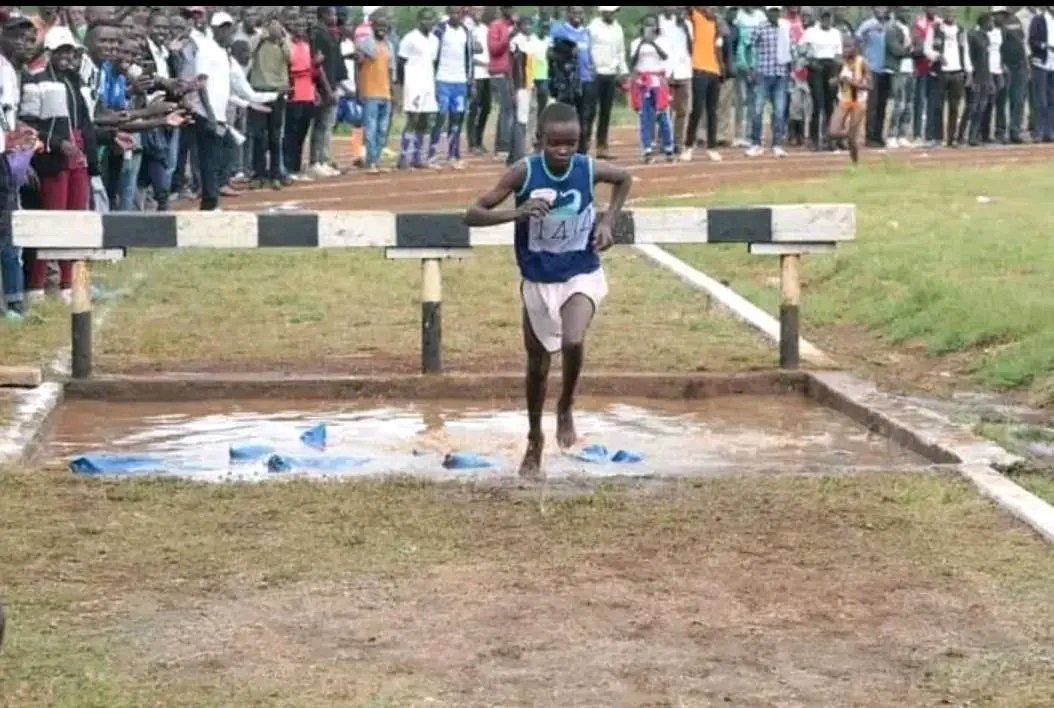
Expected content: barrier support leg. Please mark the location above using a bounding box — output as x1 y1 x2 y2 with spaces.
779 254 800 370
421 258 442 374
71 260 92 379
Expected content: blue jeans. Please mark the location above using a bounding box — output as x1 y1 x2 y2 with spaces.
734 67 757 142
363 98 392 167
1032 68 1054 142
1 233 21 308
164 127 180 186
889 73 915 139
639 88 673 154
140 154 171 212
752 74 788 147
118 151 143 211
913 74 932 140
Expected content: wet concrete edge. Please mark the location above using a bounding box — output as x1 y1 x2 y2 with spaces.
62 370 810 402
0 382 64 468
806 370 1054 543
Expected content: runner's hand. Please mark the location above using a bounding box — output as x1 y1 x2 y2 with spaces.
593 221 615 252
516 198 551 220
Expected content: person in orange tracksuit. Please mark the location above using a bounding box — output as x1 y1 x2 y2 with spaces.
829 36 872 164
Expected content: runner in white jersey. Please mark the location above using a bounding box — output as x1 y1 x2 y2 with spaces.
397 7 440 169
429 6 472 167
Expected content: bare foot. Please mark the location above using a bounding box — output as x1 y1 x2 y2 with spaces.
556 408 577 450
518 436 544 481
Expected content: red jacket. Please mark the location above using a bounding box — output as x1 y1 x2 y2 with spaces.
487 17 515 75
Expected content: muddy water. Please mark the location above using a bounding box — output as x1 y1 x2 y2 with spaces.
49 395 926 482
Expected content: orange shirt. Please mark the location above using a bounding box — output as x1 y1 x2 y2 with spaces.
358 40 391 100
690 11 719 74
289 38 316 103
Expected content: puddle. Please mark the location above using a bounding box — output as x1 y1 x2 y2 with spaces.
48 395 926 482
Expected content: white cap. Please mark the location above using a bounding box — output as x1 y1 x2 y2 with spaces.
766 5 783 10
43 26 77 51
210 11 234 27
598 6 621 11
364 6 383 17
991 6 1009 12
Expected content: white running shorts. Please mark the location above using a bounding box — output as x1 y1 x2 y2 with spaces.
521 268 608 353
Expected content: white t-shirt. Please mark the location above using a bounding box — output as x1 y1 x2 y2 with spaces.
630 36 672 74
399 29 440 112
340 37 356 93
658 14 692 80
436 23 469 83
802 25 843 60
987 27 1003 75
471 23 489 80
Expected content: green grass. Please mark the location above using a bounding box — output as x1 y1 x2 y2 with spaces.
2 468 1054 705
657 163 1054 401
95 247 771 373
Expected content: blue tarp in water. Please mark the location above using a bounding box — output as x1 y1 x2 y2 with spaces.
574 444 645 464
299 423 327 450
266 454 370 474
70 455 199 476
442 452 494 469
229 444 276 461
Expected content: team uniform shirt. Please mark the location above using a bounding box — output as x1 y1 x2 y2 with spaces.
435 23 470 114
515 153 608 352
399 29 440 113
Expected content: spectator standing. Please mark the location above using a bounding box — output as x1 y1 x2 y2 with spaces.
733 6 766 148
747 6 791 158
355 11 393 174
912 7 937 143
684 6 724 162
630 14 675 162
0 15 34 317
309 6 344 178
528 18 552 127
282 11 317 182
397 8 440 170
803 9 843 149
885 6 914 147
963 13 995 146
856 7 891 148
20 26 96 302
551 6 595 154
178 8 233 210
924 7 971 148
429 6 472 169
466 5 491 155
487 6 517 155
248 14 291 190
995 7 1029 143
145 11 181 202
588 6 627 159
508 15 534 164
786 6 811 148
982 11 1006 142
1028 6 1054 142
658 6 693 157
228 40 279 174
1019 6 1041 137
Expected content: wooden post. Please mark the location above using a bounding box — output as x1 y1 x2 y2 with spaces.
421 258 442 374
779 254 800 370
70 260 92 379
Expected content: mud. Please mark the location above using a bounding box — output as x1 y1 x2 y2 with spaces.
49 393 926 483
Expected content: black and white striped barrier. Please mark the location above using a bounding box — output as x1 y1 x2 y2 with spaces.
14 205 855 377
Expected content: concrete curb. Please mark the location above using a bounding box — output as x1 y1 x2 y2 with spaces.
632 244 835 367
809 370 1054 542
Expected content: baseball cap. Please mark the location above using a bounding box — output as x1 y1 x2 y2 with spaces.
210 11 235 27
43 26 77 51
991 6 1009 12
598 6 621 11
363 6 383 17
766 6 783 11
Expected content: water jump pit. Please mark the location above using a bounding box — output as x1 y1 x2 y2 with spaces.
45 373 941 484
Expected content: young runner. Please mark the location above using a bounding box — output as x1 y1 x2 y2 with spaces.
463 102 632 480
397 7 439 170
830 36 872 163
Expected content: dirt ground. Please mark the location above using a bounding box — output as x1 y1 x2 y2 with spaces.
203 128 1054 213
2 469 1054 706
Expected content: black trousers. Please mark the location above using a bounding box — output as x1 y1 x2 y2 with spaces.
808 59 838 143
467 77 491 149
867 72 893 143
686 70 721 149
574 81 598 154
249 95 286 181
594 74 618 150
928 71 965 143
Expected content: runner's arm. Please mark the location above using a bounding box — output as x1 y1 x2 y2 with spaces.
464 162 542 226
594 160 633 229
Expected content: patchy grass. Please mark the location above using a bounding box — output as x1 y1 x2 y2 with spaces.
1 468 1053 705
0 254 162 369
656 164 1054 400
96 247 772 373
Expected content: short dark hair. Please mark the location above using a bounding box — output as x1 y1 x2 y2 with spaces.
540 102 579 133
418 7 435 19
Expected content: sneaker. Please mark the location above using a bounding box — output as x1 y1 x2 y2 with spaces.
308 164 329 179
885 137 900 149
3 309 23 323
26 289 45 305
707 149 722 162
450 159 467 170
772 146 788 158
664 152 675 163
60 289 72 305
679 148 693 161
745 145 764 158
642 151 654 164
733 138 750 148
290 173 315 182
367 164 381 175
